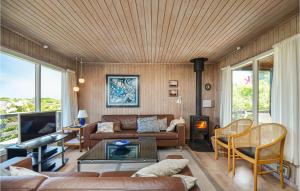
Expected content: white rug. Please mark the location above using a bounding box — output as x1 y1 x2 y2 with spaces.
79 147 219 191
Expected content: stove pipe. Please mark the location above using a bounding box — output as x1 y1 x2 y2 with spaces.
190 57 208 116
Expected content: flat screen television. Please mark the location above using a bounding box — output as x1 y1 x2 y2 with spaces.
19 112 57 143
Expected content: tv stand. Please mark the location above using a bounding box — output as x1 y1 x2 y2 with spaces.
6 134 68 172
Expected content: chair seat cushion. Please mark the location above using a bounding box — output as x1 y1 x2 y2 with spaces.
237 147 256 158
218 137 228 144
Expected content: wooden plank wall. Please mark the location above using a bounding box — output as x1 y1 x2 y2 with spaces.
78 63 219 138
218 13 299 68
0 27 74 70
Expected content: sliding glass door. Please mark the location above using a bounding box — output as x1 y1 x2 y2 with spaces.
232 63 253 121
231 51 274 123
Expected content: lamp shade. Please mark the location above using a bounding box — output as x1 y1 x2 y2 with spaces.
176 96 182 104
77 110 88 118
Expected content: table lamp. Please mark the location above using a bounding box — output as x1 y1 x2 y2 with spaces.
78 110 88 126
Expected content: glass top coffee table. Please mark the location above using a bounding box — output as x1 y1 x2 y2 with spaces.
77 137 157 172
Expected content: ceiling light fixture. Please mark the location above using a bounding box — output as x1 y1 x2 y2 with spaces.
43 45 48 49
78 57 85 84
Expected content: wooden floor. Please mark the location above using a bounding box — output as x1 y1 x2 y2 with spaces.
60 147 296 191
192 151 297 191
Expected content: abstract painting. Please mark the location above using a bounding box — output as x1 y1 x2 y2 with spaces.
106 75 139 107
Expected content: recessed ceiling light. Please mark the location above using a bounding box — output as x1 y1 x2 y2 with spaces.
236 46 241 50
43 45 48 49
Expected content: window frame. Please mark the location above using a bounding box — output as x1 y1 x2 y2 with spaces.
230 49 274 123
1 47 65 113
0 48 65 154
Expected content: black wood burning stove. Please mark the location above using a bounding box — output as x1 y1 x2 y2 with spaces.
189 58 213 151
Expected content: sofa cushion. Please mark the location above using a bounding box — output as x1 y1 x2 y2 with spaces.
102 115 138 130
137 117 160 133
138 132 178 140
90 130 137 140
37 177 186 191
113 122 122 132
139 115 174 126
96 122 114 133
132 159 189 177
167 118 185 132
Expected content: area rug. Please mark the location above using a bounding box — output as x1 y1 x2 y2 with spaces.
68 147 221 191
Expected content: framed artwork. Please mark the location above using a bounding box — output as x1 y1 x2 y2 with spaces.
169 89 178 97
106 75 139 107
169 80 178 87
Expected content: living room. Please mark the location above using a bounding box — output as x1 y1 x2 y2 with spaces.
0 0 299 191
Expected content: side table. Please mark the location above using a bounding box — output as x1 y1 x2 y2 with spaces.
62 125 86 152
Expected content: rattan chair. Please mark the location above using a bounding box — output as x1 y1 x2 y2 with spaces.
214 119 253 173
232 123 287 191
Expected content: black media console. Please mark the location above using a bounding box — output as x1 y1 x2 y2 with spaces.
6 134 68 172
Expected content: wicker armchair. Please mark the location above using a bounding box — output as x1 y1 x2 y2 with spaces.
232 123 287 191
214 119 253 173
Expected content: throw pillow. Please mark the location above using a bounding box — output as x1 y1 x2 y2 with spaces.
9 166 49 177
166 118 185 132
132 159 189 177
0 168 11 176
137 116 157 124
157 118 168 131
113 122 122 132
137 116 159 133
96 122 114 133
172 174 197 190
137 120 160 133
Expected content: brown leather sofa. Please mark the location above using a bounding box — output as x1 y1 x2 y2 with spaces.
0 156 200 191
83 114 186 149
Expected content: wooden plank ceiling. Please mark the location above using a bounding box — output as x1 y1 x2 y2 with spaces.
1 0 298 63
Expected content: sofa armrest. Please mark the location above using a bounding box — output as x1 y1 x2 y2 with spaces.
0 157 32 170
0 176 47 191
176 123 186 147
83 122 98 148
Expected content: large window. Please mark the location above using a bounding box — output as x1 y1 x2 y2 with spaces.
231 51 274 123
41 66 62 111
0 51 63 150
0 52 36 146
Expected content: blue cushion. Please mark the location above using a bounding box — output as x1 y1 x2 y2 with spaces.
137 116 160 133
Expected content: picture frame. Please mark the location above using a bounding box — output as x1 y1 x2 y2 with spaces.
169 80 178 87
169 89 178 97
106 75 139 107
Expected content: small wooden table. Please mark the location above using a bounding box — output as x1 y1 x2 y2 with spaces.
62 126 85 152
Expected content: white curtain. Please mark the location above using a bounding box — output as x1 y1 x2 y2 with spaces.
220 66 232 127
272 34 300 189
62 70 78 127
